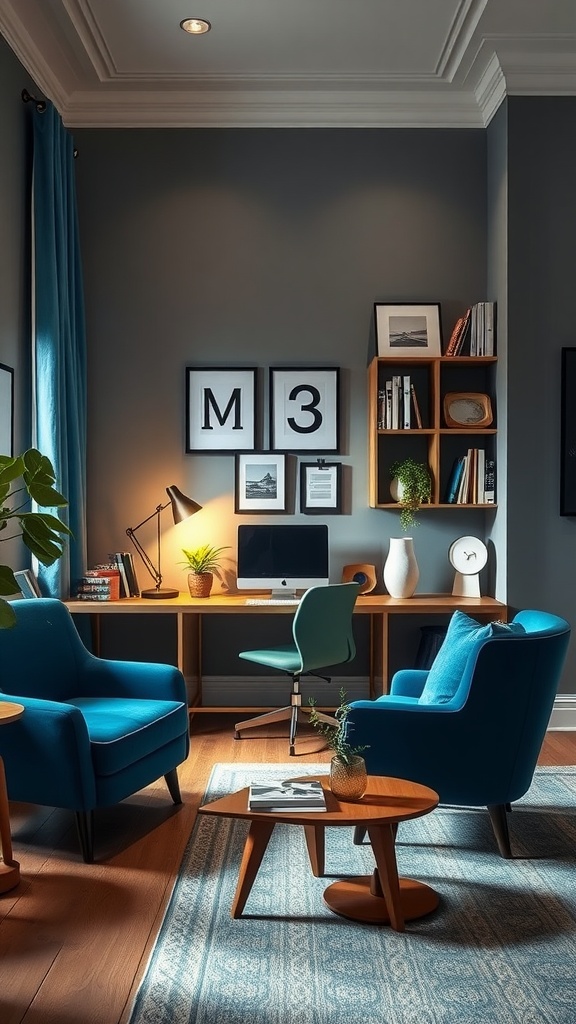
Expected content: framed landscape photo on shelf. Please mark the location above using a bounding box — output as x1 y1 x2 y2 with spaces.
0 363 14 456
269 367 340 453
235 452 287 513
185 367 257 453
300 461 342 514
14 569 42 598
375 303 442 357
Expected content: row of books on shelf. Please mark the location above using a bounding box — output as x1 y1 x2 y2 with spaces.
378 375 423 429
445 450 495 504
445 302 495 357
74 552 140 601
248 780 326 812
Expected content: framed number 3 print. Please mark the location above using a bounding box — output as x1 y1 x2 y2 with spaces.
269 367 340 453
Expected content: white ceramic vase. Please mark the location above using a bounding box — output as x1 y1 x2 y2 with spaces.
383 537 419 598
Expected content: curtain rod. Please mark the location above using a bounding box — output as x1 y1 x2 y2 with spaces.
21 88 47 113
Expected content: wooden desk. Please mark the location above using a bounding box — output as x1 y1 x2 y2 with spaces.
66 592 506 711
0 701 25 893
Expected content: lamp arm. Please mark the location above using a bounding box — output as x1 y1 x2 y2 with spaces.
126 501 170 589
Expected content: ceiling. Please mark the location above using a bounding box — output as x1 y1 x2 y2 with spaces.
1 0 576 128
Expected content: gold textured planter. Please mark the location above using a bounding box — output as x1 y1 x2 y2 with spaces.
330 754 367 801
188 572 213 599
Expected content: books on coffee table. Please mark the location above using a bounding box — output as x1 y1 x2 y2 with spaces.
248 780 326 812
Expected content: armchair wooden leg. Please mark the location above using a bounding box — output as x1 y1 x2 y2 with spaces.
487 804 512 858
165 768 182 804
75 810 94 864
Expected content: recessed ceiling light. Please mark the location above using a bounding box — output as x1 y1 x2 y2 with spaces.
180 18 211 35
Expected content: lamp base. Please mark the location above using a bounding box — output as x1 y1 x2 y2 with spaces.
141 587 180 600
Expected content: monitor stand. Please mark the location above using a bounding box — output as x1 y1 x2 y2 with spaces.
270 588 298 601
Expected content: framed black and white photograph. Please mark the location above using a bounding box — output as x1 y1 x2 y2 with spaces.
375 303 442 358
186 367 257 453
0 363 14 456
14 569 42 598
270 367 340 453
235 452 287 513
300 461 342 514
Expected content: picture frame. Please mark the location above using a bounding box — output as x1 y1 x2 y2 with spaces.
186 367 257 453
235 452 287 513
270 367 340 453
375 303 442 357
560 347 576 515
0 363 14 456
14 569 42 598
300 461 342 514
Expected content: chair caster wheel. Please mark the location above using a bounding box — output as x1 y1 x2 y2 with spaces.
289 746 295 756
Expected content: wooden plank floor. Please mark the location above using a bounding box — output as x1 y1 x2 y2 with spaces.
0 716 575 1024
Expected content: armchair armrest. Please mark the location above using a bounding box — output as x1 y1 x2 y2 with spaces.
0 694 97 809
390 669 429 699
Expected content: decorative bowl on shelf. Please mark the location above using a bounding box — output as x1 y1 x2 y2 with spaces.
443 392 493 428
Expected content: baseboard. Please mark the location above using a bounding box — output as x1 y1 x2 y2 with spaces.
548 694 576 731
193 678 576 729
197 675 370 708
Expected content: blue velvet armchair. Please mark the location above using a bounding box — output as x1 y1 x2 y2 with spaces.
0 599 190 862
346 609 571 857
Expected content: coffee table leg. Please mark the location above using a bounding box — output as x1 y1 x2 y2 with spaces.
231 819 275 918
322 822 439 928
303 824 325 877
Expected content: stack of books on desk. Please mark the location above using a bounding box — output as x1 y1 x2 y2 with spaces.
248 780 326 812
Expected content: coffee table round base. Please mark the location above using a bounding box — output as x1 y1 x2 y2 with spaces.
323 875 439 924
0 860 20 893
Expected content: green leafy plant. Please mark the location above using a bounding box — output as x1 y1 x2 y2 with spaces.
0 449 71 628
178 544 229 575
308 687 369 765
389 457 432 530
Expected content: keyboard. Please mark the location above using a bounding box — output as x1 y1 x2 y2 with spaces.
245 598 301 606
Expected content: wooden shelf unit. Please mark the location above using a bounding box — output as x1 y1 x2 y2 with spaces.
368 355 497 510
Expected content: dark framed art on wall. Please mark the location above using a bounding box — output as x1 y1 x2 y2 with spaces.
186 367 257 453
0 363 14 456
269 367 340 453
300 461 342 514
235 452 287 513
560 347 576 515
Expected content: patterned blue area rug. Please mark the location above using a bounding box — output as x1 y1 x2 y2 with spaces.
128 764 576 1024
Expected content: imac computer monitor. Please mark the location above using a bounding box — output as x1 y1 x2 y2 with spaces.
237 523 329 599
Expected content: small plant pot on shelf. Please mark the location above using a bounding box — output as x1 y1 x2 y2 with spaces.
330 754 368 801
188 572 213 599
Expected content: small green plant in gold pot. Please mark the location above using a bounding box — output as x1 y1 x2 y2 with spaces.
309 687 369 800
389 457 432 531
179 544 229 599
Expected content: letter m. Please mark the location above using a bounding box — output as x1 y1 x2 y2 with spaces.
202 387 242 430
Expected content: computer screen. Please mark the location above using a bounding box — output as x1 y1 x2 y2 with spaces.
237 523 329 598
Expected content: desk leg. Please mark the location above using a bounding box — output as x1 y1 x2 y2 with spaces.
371 611 387 697
0 756 20 893
231 820 275 918
178 612 202 707
322 824 438 929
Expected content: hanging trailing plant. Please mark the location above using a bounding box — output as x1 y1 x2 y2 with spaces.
389 457 431 531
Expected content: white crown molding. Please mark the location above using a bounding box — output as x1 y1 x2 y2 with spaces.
61 89 486 129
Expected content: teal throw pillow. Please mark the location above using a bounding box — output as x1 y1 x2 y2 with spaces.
418 611 525 705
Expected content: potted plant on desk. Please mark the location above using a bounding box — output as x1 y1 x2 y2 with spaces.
308 687 369 800
179 544 229 599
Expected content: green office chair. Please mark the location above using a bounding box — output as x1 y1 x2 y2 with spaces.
234 582 360 755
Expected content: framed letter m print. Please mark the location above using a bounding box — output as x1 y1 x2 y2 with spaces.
186 367 257 453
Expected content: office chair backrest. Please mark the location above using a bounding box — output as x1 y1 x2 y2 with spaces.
292 582 359 673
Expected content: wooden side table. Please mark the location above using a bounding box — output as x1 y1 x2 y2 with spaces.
0 701 25 893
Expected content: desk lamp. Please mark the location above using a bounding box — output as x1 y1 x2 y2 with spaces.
126 485 202 599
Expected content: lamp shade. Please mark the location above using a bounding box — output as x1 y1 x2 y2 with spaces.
166 485 202 524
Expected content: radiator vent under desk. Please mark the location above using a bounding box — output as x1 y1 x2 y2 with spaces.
195 675 370 708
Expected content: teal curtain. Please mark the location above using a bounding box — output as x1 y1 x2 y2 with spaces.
32 101 87 597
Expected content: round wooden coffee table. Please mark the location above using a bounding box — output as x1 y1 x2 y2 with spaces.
198 773 439 931
0 701 25 893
